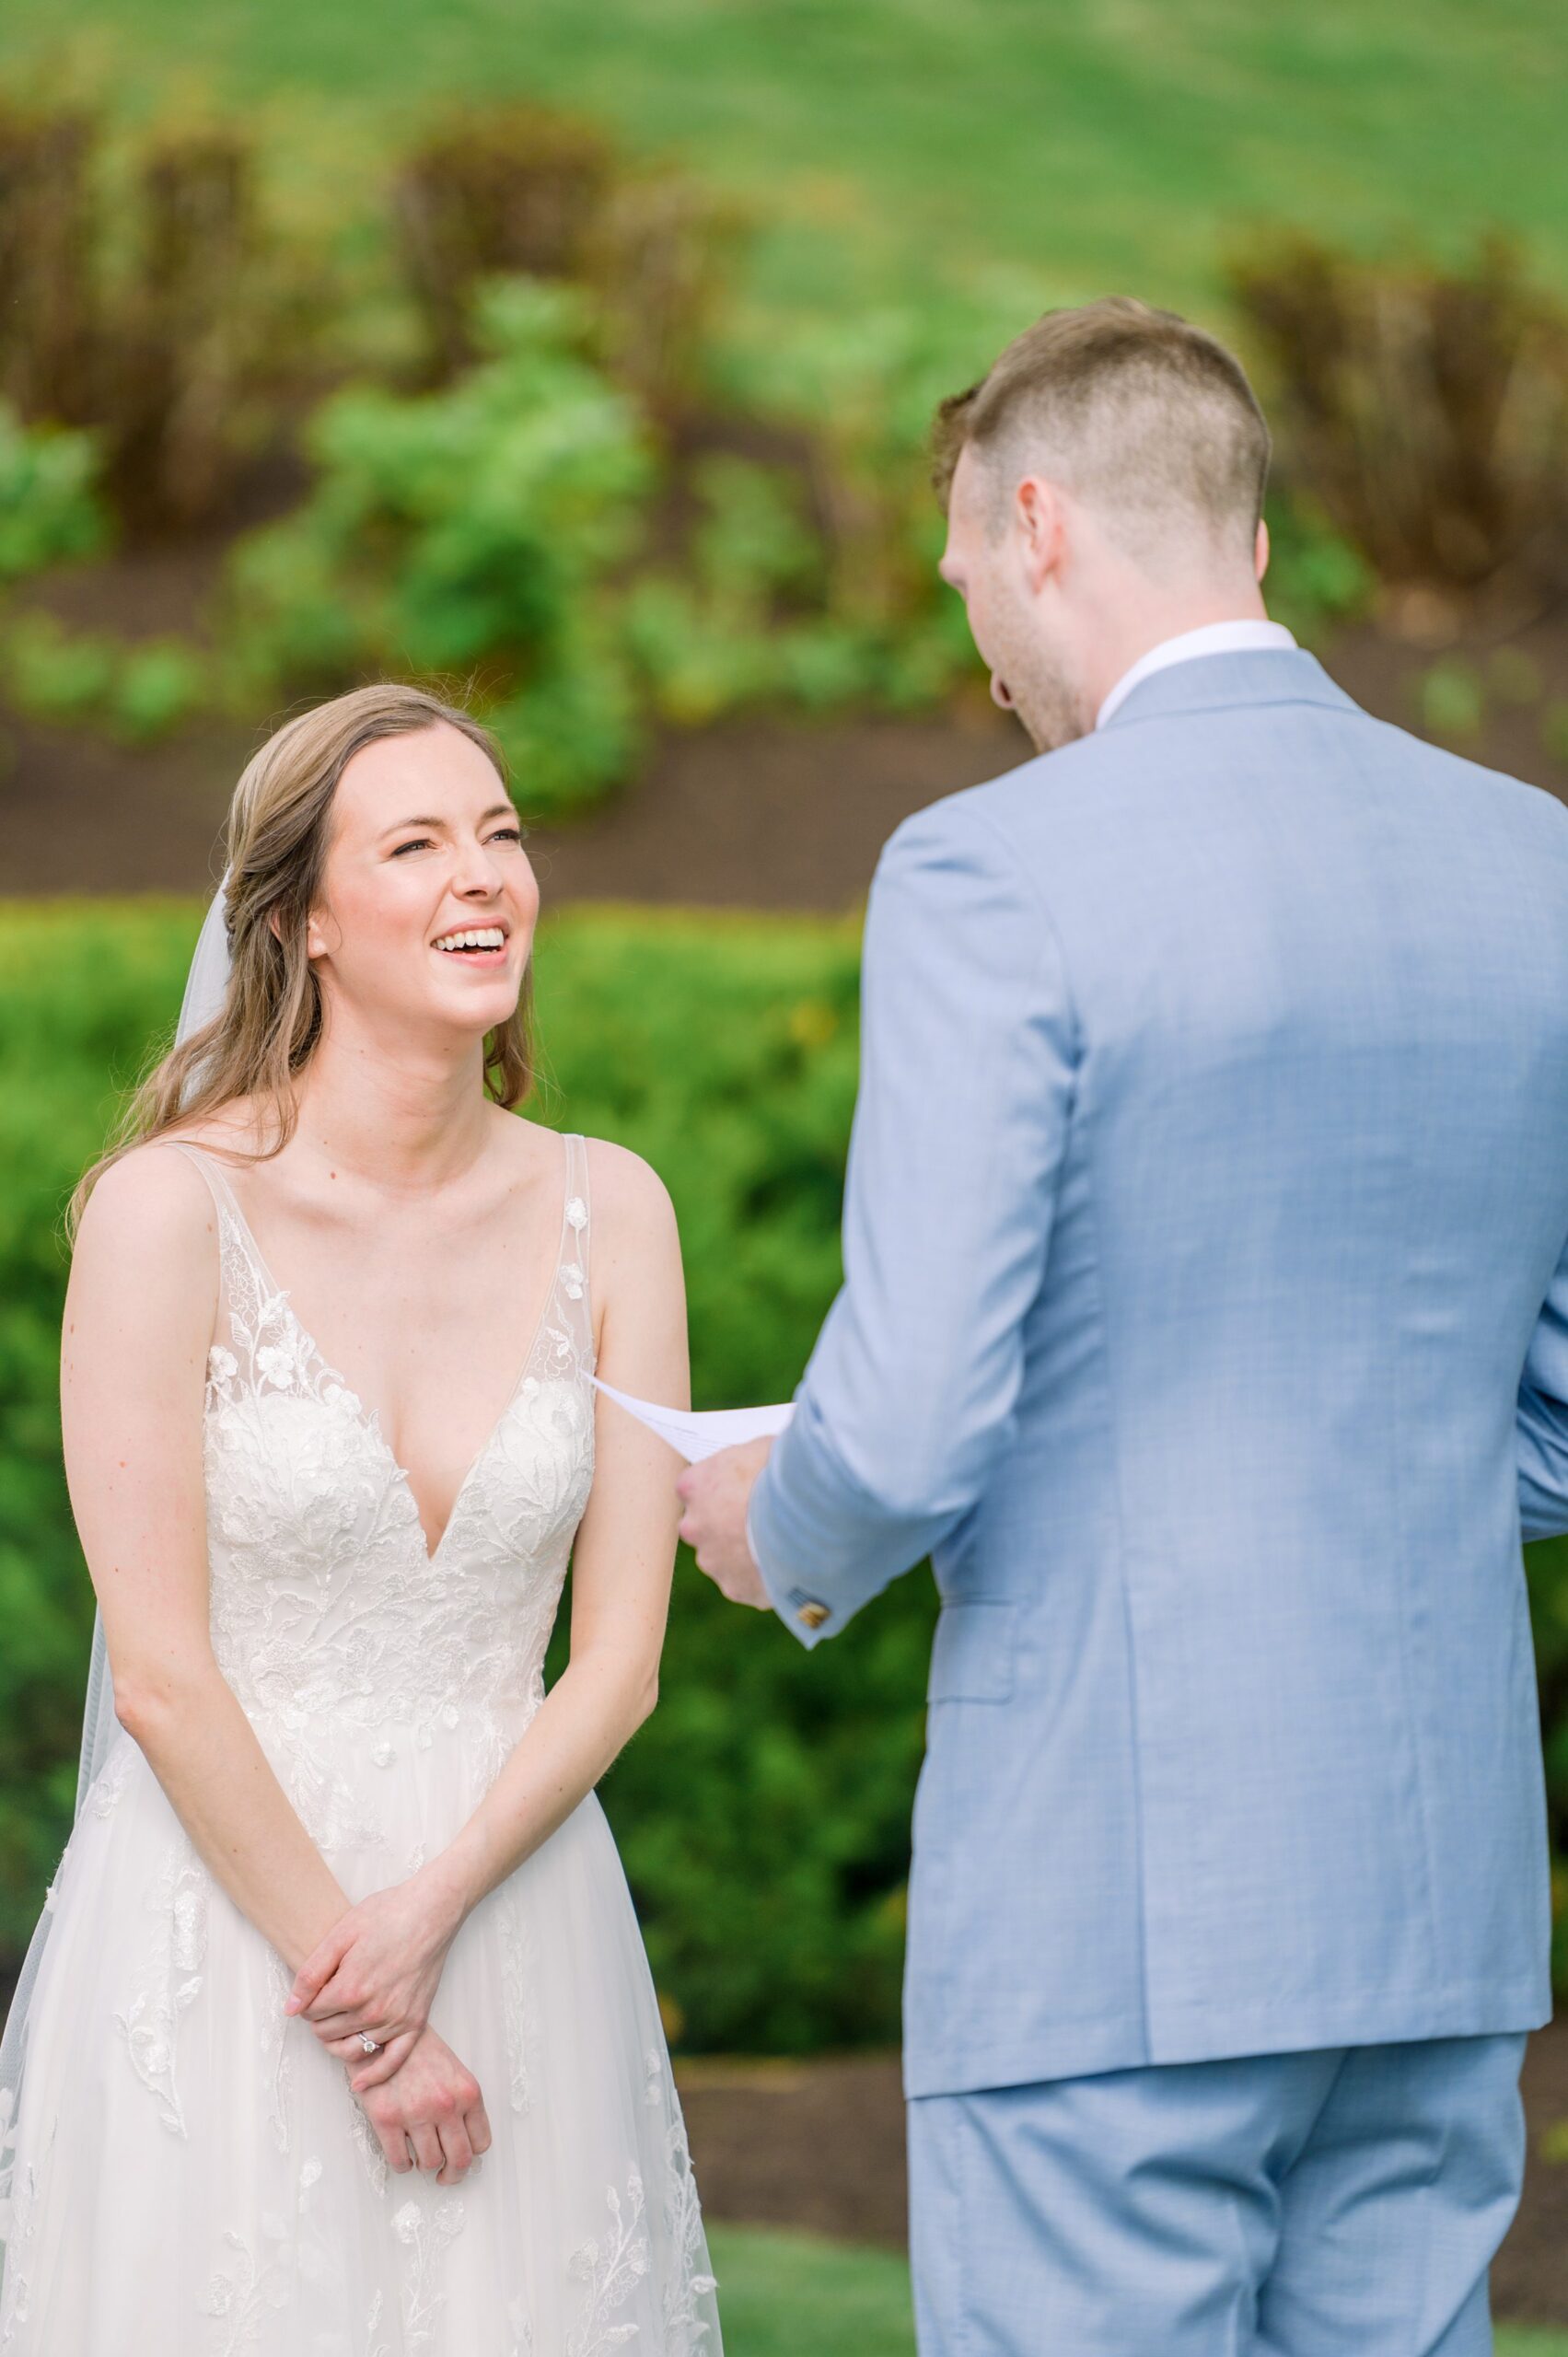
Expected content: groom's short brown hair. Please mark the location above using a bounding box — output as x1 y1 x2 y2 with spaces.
931 296 1271 560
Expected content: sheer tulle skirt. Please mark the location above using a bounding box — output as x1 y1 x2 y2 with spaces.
0 1710 721 2355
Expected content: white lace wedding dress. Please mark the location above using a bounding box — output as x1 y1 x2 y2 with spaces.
0 1131 722 2354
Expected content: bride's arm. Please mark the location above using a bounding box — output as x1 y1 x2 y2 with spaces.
453 1137 686 1853
287 1136 688 2088
62 1146 359 1973
64 1144 494 2181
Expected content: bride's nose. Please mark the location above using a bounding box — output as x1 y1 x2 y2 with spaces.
450 839 523 910
451 836 509 895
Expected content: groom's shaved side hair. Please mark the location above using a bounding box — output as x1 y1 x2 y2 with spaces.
932 296 1271 564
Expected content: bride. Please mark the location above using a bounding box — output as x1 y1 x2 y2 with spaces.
0 683 723 2352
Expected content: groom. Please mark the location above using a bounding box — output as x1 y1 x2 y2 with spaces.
677 296 1568 2353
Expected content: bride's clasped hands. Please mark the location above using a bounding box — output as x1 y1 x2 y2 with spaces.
284 1850 472 2088
281 1859 495 2188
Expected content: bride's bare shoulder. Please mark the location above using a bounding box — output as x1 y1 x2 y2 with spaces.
75 1101 269 1260
575 1132 679 1256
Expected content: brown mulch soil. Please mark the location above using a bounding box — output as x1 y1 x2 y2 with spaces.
672 2021 1568 2325
0 696 1031 911
1 529 1564 909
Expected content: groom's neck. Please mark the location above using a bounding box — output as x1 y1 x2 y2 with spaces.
1074 574 1272 727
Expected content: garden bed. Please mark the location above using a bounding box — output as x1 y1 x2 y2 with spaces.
2 611 1563 910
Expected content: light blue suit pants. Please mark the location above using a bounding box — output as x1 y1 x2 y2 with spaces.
907 2035 1529 2355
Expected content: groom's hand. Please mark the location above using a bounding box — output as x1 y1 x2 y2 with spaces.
677 1438 773 1609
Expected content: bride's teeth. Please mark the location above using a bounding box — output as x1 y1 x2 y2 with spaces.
436 929 505 951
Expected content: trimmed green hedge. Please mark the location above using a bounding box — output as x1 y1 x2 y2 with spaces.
0 896 933 2052
6 897 1568 2049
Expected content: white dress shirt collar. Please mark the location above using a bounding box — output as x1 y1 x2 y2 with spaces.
1095 620 1298 730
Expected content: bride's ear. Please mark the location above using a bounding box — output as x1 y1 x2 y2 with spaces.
268 903 328 960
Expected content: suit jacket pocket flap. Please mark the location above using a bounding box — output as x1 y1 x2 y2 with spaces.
927 1599 1017 1703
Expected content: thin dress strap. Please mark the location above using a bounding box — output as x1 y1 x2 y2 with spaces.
162 1137 243 1225
157 1138 259 1369
159 1138 259 1283
562 1132 594 1369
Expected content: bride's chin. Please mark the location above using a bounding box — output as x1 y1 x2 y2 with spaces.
398 978 520 1034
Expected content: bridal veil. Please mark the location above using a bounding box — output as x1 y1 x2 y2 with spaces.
0 868 234 2139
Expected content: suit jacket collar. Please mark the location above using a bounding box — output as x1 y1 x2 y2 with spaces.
1097 646 1363 732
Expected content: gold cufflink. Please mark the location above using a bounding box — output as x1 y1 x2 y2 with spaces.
797 1600 830 1630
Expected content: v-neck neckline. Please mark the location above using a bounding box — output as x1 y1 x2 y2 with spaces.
185 1133 575 1568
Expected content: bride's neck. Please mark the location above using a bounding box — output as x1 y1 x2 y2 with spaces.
285 1029 496 1195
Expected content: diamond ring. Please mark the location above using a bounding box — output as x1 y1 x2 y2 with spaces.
357 2031 380 2054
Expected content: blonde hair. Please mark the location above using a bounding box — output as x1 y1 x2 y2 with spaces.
65 682 536 1244
931 296 1271 562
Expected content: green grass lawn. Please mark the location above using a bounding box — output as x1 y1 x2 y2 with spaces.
2 1 1562 318
707 2225 915 2355
707 2223 1568 2355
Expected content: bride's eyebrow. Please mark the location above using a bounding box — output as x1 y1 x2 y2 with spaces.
380 805 517 835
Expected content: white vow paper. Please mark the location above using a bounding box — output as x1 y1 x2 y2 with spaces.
590 1376 795 1464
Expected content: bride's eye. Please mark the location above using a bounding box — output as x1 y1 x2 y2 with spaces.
390 826 527 856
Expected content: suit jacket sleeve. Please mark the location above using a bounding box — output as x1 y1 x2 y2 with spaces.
1518 1225 1568 1542
746 796 1078 1645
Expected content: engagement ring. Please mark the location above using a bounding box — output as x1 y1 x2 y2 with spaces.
357 2032 380 2054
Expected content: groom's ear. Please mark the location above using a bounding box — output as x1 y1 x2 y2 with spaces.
1015 476 1066 594
1254 516 1271 583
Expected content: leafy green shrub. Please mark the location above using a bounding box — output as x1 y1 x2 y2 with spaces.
0 100 327 537
714 301 1005 698
220 280 656 816
108 639 209 740
0 611 205 740
213 272 995 810
0 102 97 430
0 94 993 784
1230 234 1568 600
0 610 114 721
0 896 931 2052
1258 488 1375 645
0 402 107 581
391 101 737 422
623 443 977 727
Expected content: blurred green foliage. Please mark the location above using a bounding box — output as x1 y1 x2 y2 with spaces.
0 401 106 582
211 273 993 806
1231 234 1568 604
1258 490 1376 644
1419 656 1487 746
0 611 206 741
0 88 1543 788
0 896 933 2052
221 280 656 815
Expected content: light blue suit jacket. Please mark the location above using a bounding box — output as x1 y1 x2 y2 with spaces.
747 648 1568 2099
